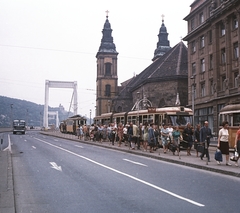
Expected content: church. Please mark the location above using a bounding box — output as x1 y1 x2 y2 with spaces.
95 14 189 116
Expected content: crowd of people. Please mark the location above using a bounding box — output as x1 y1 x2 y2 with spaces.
74 120 240 167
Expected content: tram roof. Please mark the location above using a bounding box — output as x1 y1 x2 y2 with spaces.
220 104 240 114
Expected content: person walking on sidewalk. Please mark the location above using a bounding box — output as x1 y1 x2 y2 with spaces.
200 121 212 162
182 123 194 156
194 124 201 157
217 121 231 166
234 125 240 167
161 124 170 154
148 123 156 153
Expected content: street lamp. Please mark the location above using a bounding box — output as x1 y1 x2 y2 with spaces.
137 92 140 126
190 75 196 126
90 109 92 125
107 100 111 113
10 104 13 128
26 109 29 128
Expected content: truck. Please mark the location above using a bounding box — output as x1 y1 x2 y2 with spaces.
13 119 26 134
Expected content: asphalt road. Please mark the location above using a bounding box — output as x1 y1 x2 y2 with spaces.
9 131 240 213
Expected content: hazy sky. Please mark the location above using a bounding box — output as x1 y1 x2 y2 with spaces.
0 0 193 118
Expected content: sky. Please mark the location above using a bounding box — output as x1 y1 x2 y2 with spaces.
0 0 194 118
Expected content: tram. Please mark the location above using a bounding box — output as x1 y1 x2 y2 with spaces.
219 104 240 148
94 106 193 128
60 115 87 134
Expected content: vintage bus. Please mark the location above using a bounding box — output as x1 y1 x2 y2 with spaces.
219 104 240 148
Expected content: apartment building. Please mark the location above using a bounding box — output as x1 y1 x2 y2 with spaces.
183 0 240 134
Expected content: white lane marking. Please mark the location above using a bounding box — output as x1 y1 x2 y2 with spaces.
24 140 27 142
75 145 84 148
123 159 148 167
32 146 36 149
50 162 62 172
34 137 204 207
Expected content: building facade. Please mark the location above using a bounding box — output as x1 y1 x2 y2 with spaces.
183 0 240 134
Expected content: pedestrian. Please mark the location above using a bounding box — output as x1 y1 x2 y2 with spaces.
148 123 156 153
131 122 138 150
161 124 170 154
182 123 194 156
200 121 212 162
137 123 143 150
76 125 80 139
172 126 181 155
79 125 83 140
123 124 128 146
234 125 240 167
167 124 173 143
143 122 149 152
217 121 231 165
111 123 117 145
194 124 201 157
154 125 160 150
117 123 124 147
127 123 133 149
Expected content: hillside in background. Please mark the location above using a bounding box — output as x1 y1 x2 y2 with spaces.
0 96 74 127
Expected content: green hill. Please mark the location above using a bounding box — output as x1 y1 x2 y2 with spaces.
0 96 72 127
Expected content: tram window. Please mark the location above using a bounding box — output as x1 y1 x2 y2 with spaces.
233 113 240 126
142 115 147 124
170 115 190 126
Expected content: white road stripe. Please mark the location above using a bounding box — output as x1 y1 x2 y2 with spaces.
123 159 147 167
75 145 84 148
32 146 36 149
34 137 205 207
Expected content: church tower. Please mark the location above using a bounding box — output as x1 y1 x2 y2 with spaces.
152 15 171 61
96 12 118 116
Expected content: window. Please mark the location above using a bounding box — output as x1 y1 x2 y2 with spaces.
200 35 205 48
201 83 205 97
210 80 214 95
200 58 205 72
192 40 196 53
222 75 226 90
191 18 195 30
234 72 239 88
105 84 111 97
192 62 196 75
233 42 239 59
208 30 212 43
199 12 204 24
105 63 111 76
233 15 238 30
221 48 226 64
220 22 225 36
209 54 213 70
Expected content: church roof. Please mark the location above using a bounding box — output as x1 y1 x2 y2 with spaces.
152 18 171 61
97 15 118 55
129 41 188 90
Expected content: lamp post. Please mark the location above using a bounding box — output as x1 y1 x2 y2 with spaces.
90 109 92 125
26 109 29 128
190 75 196 126
137 92 140 126
107 100 111 113
10 104 13 128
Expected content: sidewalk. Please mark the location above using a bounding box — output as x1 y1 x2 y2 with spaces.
0 150 15 213
42 131 240 178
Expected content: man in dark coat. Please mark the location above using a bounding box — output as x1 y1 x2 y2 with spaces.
200 121 212 161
